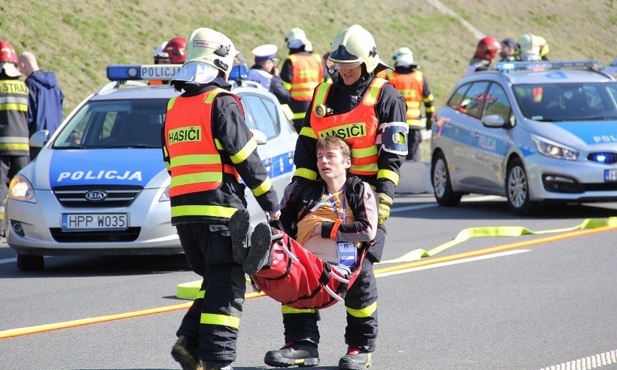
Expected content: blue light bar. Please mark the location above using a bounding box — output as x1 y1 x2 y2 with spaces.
229 63 249 82
495 60 600 72
106 64 182 81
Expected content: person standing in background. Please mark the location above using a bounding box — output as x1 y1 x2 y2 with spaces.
1 41 29 237
385 47 435 161
280 27 324 132
18 51 64 159
247 44 290 105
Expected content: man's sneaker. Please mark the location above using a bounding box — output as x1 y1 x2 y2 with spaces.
244 222 272 275
229 209 250 264
338 347 372 369
203 362 233 370
264 341 319 368
171 335 203 370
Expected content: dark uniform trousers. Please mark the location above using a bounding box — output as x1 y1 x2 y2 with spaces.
282 226 385 352
175 222 246 364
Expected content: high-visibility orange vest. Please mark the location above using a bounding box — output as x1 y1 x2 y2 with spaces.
164 88 240 197
389 71 424 128
288 54 323 102
308 79 386 177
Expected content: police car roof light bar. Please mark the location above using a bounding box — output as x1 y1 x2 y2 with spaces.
495 60 600 72
229 63 249 82
106 64 183 82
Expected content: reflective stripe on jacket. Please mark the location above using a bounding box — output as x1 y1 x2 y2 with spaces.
307 79 385 177
287 53 323 102
0 79 29 155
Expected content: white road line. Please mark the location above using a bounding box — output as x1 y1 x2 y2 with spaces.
377 249 530 277
390 195 504 213
0 257 16 265
539 348 617 370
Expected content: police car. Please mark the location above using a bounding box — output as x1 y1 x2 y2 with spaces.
431 60 617 215
4 64 297 271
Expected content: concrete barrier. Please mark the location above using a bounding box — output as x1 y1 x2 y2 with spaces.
396 160 433 194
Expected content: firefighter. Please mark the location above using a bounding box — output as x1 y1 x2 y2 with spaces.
0 40 29 238
164 37 187 64
150 41 171 85
162 27 279 370
465 36 502 76
280 27 324 132
264 24 407 370
386 47 435 161
517 32 550 61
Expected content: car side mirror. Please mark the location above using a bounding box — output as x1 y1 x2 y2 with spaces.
251 129 268 145
29 130 50 148
481 114 506 128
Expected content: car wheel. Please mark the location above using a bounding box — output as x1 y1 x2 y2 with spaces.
432 152 462 206
506 158 538 216
17 254 45 271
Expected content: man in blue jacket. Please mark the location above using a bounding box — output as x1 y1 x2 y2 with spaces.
18 52 64 158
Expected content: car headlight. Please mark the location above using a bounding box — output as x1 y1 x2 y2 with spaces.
158 185 170 202
8 175 37 203
530 134 578 161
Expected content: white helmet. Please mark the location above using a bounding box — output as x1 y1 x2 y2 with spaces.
328 24 390 74
392 47 416 68
285 27 309 49
171 28 244 85
153 41 169 63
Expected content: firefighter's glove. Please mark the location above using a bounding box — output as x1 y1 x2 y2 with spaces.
425 116 434 131
377 193 393 227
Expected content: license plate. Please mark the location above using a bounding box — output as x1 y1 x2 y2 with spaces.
605 169 617 182
61 213 129 231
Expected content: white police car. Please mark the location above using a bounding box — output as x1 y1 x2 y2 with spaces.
431 60 617 215
4 64 297 270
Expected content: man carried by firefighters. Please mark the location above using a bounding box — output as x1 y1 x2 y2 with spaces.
162 27 280 370
0 40 29 238
228 135 378 305
264 24 408 370
385 47 435 161
280 27 324 132
465 36 502 76
246 44 291 105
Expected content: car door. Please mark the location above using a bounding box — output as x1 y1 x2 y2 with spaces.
237 91 296 224
474 82 513 193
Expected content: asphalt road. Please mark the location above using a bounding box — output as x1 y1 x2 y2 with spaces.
1 194 617 370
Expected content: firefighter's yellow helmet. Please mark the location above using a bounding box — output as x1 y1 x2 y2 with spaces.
172 28 244 84
392 47 416 68
328 24 390 74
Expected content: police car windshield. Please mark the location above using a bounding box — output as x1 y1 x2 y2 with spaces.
53 99 167 149
514 82 617 122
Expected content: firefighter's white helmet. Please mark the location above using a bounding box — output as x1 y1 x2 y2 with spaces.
172 28 244 84
328 24 390 74
392 47 416 68
153 41 169 63
285 27 309 49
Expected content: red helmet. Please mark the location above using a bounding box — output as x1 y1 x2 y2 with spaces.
164 37 187 64
0 40 18 64
474 36 501 61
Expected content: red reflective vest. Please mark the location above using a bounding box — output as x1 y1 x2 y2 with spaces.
389 71 424 128
288 53 323 102
308 79 386 177
164 88 240 197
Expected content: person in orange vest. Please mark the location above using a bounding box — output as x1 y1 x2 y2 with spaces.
162 28 280 370
280 27 325 132
385 47 435 161
265 24 407 370
149 40 172 86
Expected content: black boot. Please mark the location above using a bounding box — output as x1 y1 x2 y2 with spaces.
229 209 250 264
338 347 372 369
264 341 319 368
243 222 272 275
171 335 203 370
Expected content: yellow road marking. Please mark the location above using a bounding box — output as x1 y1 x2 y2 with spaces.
1 223 615 340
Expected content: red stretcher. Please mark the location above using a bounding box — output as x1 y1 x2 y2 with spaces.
250 228 369 310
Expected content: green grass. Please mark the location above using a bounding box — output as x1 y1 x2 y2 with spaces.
3 0 614 116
